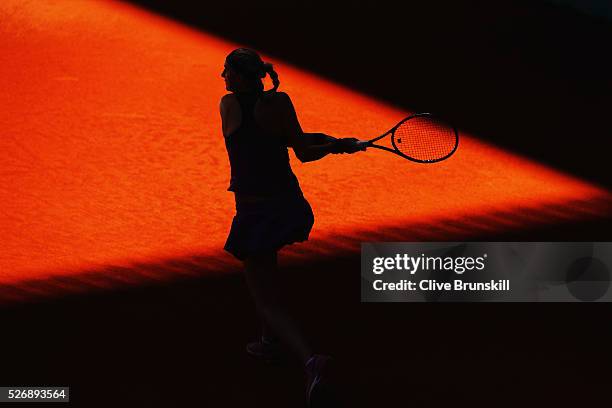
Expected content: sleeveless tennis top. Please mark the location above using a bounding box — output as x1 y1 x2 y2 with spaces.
224 91 300 196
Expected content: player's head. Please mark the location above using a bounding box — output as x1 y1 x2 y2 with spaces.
221 48 279 94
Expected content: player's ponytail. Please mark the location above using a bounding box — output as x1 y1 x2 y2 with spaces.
262 62 280 100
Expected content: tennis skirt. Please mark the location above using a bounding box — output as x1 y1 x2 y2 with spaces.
224 190 315 261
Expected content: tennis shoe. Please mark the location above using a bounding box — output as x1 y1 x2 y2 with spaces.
305 354 338 407
246 336 284 363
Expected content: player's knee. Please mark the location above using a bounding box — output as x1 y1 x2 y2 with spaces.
245 251 277 268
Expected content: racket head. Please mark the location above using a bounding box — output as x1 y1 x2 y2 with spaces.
389 113 458 163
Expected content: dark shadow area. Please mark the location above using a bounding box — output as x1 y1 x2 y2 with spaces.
1 199 612 405
1 249 611 407
2 194 611 305
130 0 612 189
3 3 612 406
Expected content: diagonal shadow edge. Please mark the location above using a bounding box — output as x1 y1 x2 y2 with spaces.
1 194 611 306
127 0 612 190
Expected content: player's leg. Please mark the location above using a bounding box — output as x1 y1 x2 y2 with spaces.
245 316 284 362
243 251 313 364
260 317 276 342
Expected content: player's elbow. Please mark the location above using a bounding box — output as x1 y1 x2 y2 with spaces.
295 150 312 163
293 146 315 163
290 138 310 163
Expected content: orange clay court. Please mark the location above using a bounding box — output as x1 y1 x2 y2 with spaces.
1 0 610 298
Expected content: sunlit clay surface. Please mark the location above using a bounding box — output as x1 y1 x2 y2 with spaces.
1 1 610 299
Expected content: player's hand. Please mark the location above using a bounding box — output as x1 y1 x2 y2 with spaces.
331 138 366 154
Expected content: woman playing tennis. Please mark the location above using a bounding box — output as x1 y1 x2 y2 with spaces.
220 48 363 406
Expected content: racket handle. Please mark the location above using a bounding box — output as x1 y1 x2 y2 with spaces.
356 140 370 150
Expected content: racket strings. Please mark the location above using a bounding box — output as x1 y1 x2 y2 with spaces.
393 117 457 162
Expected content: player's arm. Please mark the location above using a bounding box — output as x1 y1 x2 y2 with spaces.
219 94 241 138
277 92 337 163
280 93 365 161
301 133 337 145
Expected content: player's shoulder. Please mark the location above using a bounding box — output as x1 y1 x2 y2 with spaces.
274 91 291 102
266 91 293 109
219 93 239 114
220 93 238 106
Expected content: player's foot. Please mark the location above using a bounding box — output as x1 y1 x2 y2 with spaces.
246 336 284 363
305 354 338 407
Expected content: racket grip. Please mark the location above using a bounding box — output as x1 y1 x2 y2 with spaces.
356 140 370 150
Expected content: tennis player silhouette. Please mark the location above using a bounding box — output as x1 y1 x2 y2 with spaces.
220 48 363 406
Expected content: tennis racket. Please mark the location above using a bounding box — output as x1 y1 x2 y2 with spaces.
357 113 458 163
